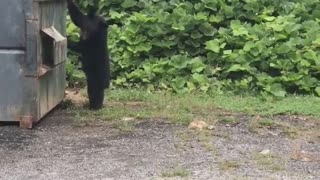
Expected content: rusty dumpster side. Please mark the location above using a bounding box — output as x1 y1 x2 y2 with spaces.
0 0 67 128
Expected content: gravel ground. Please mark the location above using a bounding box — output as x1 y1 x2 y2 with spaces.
0 110 319 180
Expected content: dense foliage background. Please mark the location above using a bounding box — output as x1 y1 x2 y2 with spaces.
66 0 320 97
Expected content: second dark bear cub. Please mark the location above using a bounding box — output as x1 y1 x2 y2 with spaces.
67 0 110 110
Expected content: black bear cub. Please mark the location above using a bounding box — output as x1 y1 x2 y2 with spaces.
67 0 110 110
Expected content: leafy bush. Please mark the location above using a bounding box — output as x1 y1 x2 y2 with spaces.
67 0 320 97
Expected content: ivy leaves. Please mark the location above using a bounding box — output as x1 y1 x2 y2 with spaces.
67 0 320 97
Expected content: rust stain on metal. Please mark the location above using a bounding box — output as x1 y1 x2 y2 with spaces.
39 65 50 76
20 116 33 129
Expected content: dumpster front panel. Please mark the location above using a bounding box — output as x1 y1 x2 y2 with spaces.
0 50 38 121
0 0 26 48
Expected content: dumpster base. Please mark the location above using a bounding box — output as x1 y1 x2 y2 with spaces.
19 116 33 129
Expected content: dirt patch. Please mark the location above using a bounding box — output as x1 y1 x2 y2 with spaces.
64 89 87 106
0 110 319 180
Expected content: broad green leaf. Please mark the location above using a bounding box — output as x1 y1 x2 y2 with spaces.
223 50 232 55
276 44 291 54
205 40 220 53
259 15 276 22
174 78 186 89
199 23 216 36
190 58 206 73
300 59 311 67
303 50 317 60
244 41 255 52
109 10 123 19
312 37 320 46
127 23 140 34
230 20 249 36
121 0 137 8
226 64 247 72
172 23 185 31
209 15 223 23
315 87 320 96
187 82 196 92
195 12 208 21
192 73 207 83
190 31 203 39
266 22 285 32
270 83 286 97
272 90 286 97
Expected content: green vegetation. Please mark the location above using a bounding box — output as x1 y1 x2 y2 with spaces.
161 166 190 177
67 0 320 97
218 160 241 171
112 90 320 118
252 152 286 172
219 117 239 125
68 89 320 126
258 119 275 127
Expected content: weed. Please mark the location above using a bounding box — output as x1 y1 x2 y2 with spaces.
259 119 275 127
113 121 135 132
252 152 286 172
281 126 299 139
59 99 75 109
219 117 239 125
218 160 241 171
161 166 190 177
273 121 300 139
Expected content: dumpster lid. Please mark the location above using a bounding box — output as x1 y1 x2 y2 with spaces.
41 26 65 42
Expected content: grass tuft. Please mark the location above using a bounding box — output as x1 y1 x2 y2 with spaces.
161 166 190 177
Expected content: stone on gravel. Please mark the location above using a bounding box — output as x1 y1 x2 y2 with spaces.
188 120 208 130
122 117 135 122
259 149 271 155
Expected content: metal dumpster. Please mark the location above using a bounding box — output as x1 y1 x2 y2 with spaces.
0 0 67 128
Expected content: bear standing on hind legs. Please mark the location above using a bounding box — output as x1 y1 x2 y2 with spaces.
66 0 110 110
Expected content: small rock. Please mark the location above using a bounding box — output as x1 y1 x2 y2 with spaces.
188 120 208 130
259 149 271 155
268 131 278 136
207 125 215 130
300 151 312 162
122 117 135 122
290 143 316 162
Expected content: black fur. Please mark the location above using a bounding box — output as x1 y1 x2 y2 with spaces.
67 0 110 110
